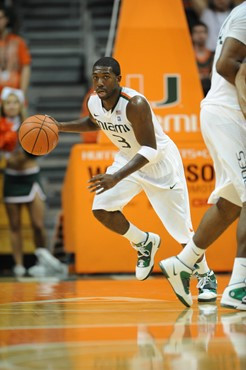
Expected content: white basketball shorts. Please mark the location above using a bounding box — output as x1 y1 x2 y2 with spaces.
92 140 193 244
200 104 246 206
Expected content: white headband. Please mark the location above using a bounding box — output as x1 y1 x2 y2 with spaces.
1 87 25 103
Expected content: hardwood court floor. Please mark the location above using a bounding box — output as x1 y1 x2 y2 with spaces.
0 274 245 369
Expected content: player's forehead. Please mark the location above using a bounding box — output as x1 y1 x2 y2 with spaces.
92 66 114 76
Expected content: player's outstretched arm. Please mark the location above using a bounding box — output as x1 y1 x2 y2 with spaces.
54 113 100 133
235 61 246 119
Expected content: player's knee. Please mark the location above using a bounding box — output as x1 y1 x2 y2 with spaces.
92 209 109 223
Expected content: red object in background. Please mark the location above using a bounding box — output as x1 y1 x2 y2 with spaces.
0 117 18 152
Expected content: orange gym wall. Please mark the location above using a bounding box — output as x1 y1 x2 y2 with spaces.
62 0 236 273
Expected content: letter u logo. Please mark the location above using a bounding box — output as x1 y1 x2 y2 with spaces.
151 74 180 108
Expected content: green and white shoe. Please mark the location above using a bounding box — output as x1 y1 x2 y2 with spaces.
221 281 246 310
159 256 193 307
195 270 217 302
132 232 161 281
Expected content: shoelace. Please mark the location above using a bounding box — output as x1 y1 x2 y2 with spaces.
196 275 211 289
137 246 150 258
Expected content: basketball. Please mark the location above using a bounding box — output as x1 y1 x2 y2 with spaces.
18 115 59 155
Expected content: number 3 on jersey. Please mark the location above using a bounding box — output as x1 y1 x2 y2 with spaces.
112 134 131 148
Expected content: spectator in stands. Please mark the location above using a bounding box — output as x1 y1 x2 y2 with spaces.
183 0 201 31
0 5 31 97
190 0 234 51
191 21 214 95
1 87 67 278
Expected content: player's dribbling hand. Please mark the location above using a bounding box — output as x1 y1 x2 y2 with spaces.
45 115 62 131
88 174 119 194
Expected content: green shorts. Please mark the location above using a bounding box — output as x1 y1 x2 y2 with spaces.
3 167 46 203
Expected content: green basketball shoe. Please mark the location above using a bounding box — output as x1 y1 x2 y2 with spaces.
132 232 161 281
159 256 193 307
221 281 246 310
195 270 217 302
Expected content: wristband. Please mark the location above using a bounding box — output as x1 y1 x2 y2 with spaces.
137 145 158 162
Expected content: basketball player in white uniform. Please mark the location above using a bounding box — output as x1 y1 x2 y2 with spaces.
160 2 246 310
56 56 216 301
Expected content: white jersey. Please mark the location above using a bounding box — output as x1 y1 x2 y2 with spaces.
87 87 170 163
201 2 246 110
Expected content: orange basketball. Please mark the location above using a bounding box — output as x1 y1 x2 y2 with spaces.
19 115 59 155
